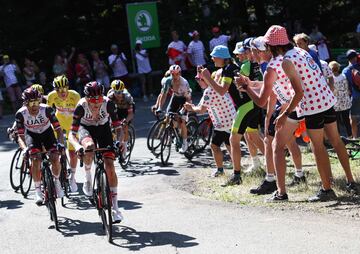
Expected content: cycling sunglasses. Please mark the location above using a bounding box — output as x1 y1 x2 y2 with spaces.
87 96 103 104
28 99 40 107
55 87 68 93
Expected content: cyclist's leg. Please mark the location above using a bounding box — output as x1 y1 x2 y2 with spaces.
25 132 42 184
66 129 78 174
78 126 95 184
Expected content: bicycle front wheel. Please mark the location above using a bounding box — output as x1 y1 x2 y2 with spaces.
151 120 166 157
10 148 23 191
160 128 172 166
20 159 32 198
99 170 113 242
44 166 58 230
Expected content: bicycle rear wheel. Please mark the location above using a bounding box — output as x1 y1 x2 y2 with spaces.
44 166 58 230
184 120 199 160
20 159 32 198
160 128 172 166
10 148 23 191
99 170 113 242
195 118 213 152
147 120 161 151
119 125 135 169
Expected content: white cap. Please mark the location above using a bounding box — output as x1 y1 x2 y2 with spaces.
251 36 267 51
136 40 142 45
233 42 245 54
308 44 317 52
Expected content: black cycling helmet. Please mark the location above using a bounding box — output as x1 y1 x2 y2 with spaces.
22 87 42 102
83 81 104 97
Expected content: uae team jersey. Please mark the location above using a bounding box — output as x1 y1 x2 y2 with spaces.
47 90 80 130
267 55 304 117
284 47 336 116
199 86 236 131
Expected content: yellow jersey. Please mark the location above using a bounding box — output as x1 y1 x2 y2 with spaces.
47 90 80 130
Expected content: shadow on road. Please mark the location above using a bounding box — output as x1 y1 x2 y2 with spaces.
0 199 24 209
58 216 105 237
111 226 198 250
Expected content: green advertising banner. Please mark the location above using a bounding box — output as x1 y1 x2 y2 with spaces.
126 2 160 49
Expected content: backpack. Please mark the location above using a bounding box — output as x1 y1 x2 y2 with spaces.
351 64 360 91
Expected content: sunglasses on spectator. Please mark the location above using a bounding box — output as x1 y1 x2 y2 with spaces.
55 87 68 93
28 99 40 107
87 96 103 104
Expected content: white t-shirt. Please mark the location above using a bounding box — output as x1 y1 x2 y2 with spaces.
167 40 187 70
187 40 206 66
199 87 236 132
108 53 128 77
209 35 230 52
135 49 152 74
0 64 18 87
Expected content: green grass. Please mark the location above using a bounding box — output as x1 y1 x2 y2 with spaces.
188 148 360 218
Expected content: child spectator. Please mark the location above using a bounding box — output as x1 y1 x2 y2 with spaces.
329 61 352 138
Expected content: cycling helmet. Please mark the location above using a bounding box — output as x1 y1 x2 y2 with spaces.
169 64 181 74
22 87 42 102
53 75 69 88
84 81 104 97
31 84 44 95
111 79 125 92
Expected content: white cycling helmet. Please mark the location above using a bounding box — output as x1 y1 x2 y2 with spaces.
169 64 181 74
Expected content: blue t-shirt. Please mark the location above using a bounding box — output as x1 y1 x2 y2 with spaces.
342 63 360 100
308 49 323 73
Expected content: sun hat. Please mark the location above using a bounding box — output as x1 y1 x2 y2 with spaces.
263 25 290 46
135 40 142 45
251 36 267 51
233 42 245 54
210 45 231 59
243 37 254 49
346 49 358 60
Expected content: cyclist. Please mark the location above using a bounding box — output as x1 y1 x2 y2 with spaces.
107 79 135 157
69 81 123 222
31 84 47 103
47 75 80 192
15 87 65 205
155 64 192 153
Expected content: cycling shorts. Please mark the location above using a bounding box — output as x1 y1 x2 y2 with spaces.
231 101 260 135
25 127 57 154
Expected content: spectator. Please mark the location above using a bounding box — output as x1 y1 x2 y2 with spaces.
108 44 129 87
53 54 66 76
329 61 352 138
293 33 322 72
309 24 329 61
342 49 360 138
39 71 52 95
23 57 39 87
0 90 3 119
91 50 110 90
134 40 153 102
75 53 92 95
187 30 207 68
209 26 232 52
356 22 360 46
0 55 22 112
166 30 187 71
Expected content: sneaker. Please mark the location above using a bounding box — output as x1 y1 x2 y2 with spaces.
35 190 44 206
250 180 277 195
244 164 260 174
179 141 188 154
112 210 123 223
308 188 337 202
287 175 307 187
55 180 64 198
82 180 93 197
221 174 242 187
266 191 289 202
69 176 78 193
346 182 359 195
211 169 224 178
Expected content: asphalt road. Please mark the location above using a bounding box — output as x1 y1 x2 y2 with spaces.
1 99 360 254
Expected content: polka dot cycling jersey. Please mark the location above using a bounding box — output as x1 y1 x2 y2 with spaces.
267 55 304 117
284 47 336 116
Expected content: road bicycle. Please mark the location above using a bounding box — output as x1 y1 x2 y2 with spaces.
118 123 136 169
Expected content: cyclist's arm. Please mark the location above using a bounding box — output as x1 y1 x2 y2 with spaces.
15 112 27 150
69 105 84 150
46 106 64 145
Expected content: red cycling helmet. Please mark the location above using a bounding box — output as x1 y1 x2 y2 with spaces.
169 64 181 74
22 87 42 102
84 81 104 97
